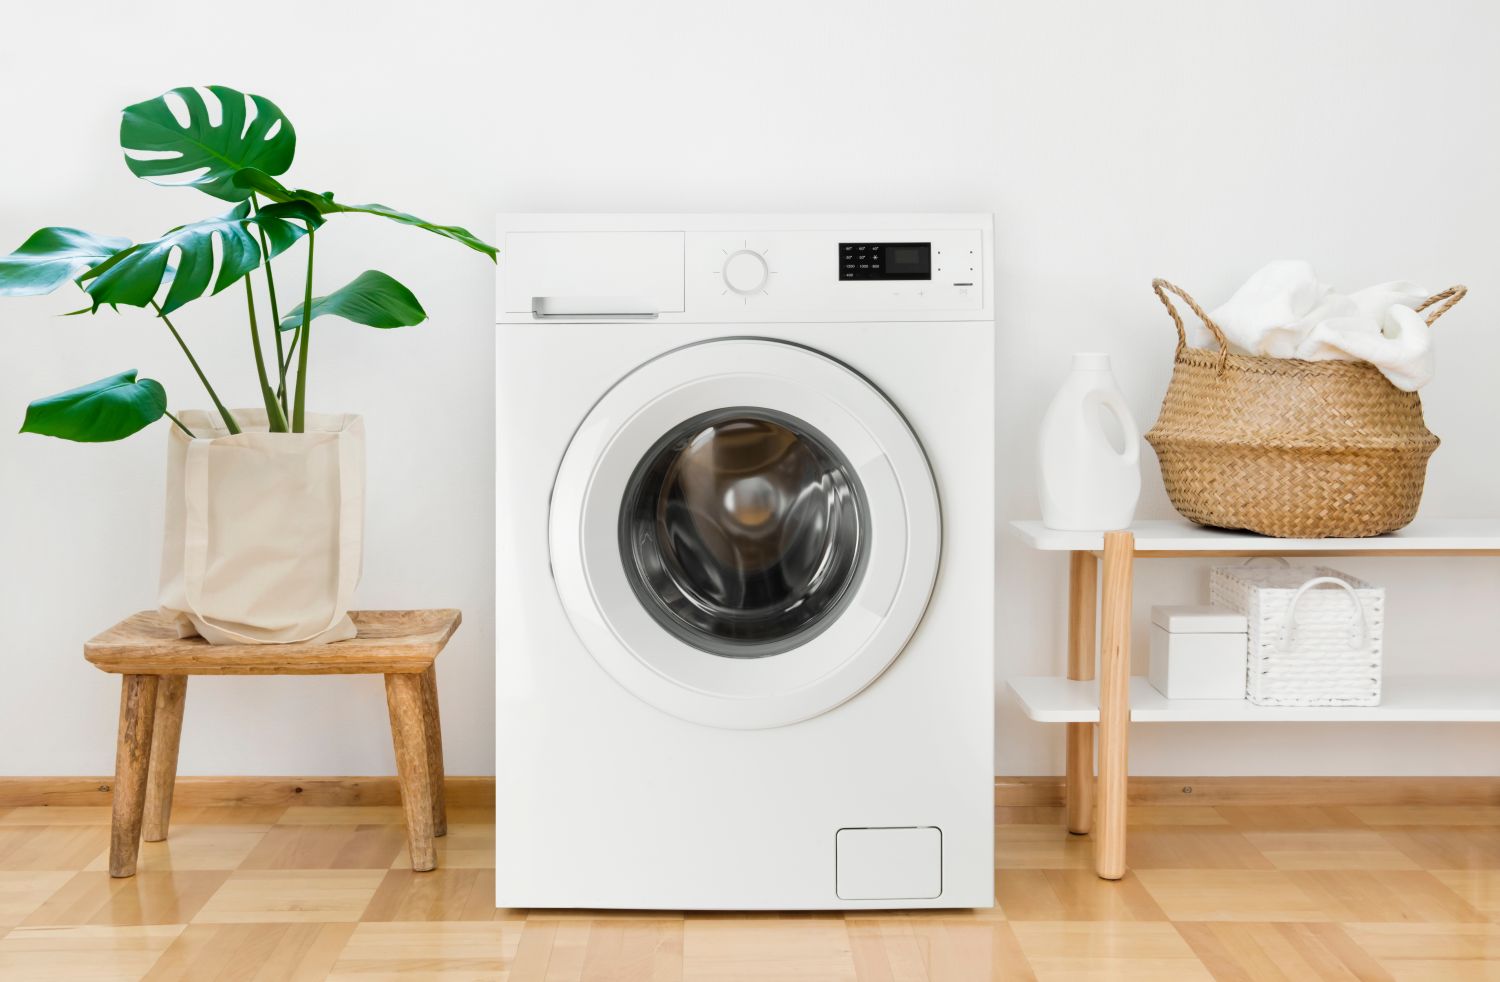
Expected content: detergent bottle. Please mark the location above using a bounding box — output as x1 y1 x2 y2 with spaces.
1038 352 1141 531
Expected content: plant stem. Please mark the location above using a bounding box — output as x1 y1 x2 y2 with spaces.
282 323 300 378
163 410 196 438
244 277 288 432
292 229 315 433
150 301 240 435
251 192 289 415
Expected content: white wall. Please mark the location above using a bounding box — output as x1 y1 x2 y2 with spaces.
3 0 1497 777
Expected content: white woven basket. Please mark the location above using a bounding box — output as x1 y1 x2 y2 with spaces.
1209 560 1383 707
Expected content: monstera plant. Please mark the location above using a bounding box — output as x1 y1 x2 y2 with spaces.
1 85 496 440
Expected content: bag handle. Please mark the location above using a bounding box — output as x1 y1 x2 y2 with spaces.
181 434 361 645
1412 285 1467 327
1152 278 1231 372
1276 576 1366 652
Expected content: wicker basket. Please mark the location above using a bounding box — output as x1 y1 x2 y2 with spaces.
1211 560 1384 707
1145 278 1466 538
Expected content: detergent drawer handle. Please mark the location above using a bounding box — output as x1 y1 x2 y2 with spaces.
532 296 660 319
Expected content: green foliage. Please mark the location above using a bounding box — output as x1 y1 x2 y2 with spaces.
234 169 497 261
76 201 318 314
20 370 167 442
279 270 426 331
8 84 497 443
121 86 295 202
0 228 132 297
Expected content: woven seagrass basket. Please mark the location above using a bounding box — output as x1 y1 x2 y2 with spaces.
1145 278 1466 538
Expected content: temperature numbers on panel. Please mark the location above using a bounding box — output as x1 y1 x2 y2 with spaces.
840 242 932 281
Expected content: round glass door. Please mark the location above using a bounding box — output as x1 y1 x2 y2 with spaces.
620 408 870 658
549 338 940 729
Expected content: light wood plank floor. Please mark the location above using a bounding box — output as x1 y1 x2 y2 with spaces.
0 801 1497 979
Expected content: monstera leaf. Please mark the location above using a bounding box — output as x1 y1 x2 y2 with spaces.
279 270 426 331
121 86 295 202
0 228 132 296
252 199 325 255
20 370 167 442
234 169 497 260
78 202 319 313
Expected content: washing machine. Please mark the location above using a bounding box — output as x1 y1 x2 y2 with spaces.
495 214 994 909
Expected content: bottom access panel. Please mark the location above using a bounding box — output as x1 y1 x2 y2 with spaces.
836 826 943 900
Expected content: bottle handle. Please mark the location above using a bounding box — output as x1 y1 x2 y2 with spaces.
1091 389 1140 465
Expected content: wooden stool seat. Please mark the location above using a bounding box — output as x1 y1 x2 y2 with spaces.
85 609 461 878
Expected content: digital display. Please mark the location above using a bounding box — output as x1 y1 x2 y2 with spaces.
839 242 931 281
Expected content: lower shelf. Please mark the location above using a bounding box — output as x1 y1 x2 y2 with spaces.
1008 675 1500 723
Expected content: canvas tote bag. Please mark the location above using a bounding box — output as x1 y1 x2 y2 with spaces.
158 409 364 645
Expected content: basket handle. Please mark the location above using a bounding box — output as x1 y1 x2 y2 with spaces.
1413 285 1467 328
1239 557 1291 568
1276 576 1367 652
1152 278 1231 371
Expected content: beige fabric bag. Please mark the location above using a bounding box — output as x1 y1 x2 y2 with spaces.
158 409 365 645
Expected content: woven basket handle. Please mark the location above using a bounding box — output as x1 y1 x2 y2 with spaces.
1239 556 1291 568
1276 576 1367 652
1152 279 1231 368
1413 285 1467 327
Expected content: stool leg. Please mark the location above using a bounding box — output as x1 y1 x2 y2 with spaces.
385 673 436 872
110 675 158 877
419 664 448 838
143 676 188 842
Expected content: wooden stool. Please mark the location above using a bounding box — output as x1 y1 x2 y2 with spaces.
84 609 461 878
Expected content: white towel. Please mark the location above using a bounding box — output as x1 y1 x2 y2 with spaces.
1295 304 1433 391
1189 262 1434 390
1190 260 1331 357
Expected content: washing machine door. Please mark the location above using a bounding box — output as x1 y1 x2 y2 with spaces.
549 338 940 729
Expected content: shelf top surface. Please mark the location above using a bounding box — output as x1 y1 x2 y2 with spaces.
1008 675 1500 723
1009 518 1500 553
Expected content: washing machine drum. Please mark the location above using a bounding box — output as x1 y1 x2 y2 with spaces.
621 408 868 658
549 339 940 729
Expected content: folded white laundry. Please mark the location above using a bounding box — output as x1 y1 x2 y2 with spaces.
1189 261 1435 390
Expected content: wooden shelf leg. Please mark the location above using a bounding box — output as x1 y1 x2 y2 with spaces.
1096 531 1134 880
143 676 188 843
419 664 448 838
109 675 159 877
386 673 437 872
1065 551 1098 835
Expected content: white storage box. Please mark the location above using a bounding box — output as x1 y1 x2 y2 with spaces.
1210 562 1383 707
1148 605 1248 699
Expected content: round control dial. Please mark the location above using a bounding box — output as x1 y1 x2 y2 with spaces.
722 249 769 296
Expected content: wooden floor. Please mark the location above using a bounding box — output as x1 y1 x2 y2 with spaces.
0 801 1498 980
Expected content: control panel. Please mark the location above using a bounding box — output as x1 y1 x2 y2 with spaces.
497 219 990 321
840 242 932 281
686 228 983 315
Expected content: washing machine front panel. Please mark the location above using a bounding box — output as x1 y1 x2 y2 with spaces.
549 338 940 730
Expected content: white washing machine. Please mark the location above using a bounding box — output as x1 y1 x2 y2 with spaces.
495 214 994 909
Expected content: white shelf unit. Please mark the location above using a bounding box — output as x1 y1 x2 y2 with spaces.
1007 517 1500 880
1009 675 1500 724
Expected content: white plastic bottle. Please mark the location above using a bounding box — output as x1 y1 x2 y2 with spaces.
1038 352 1141 531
